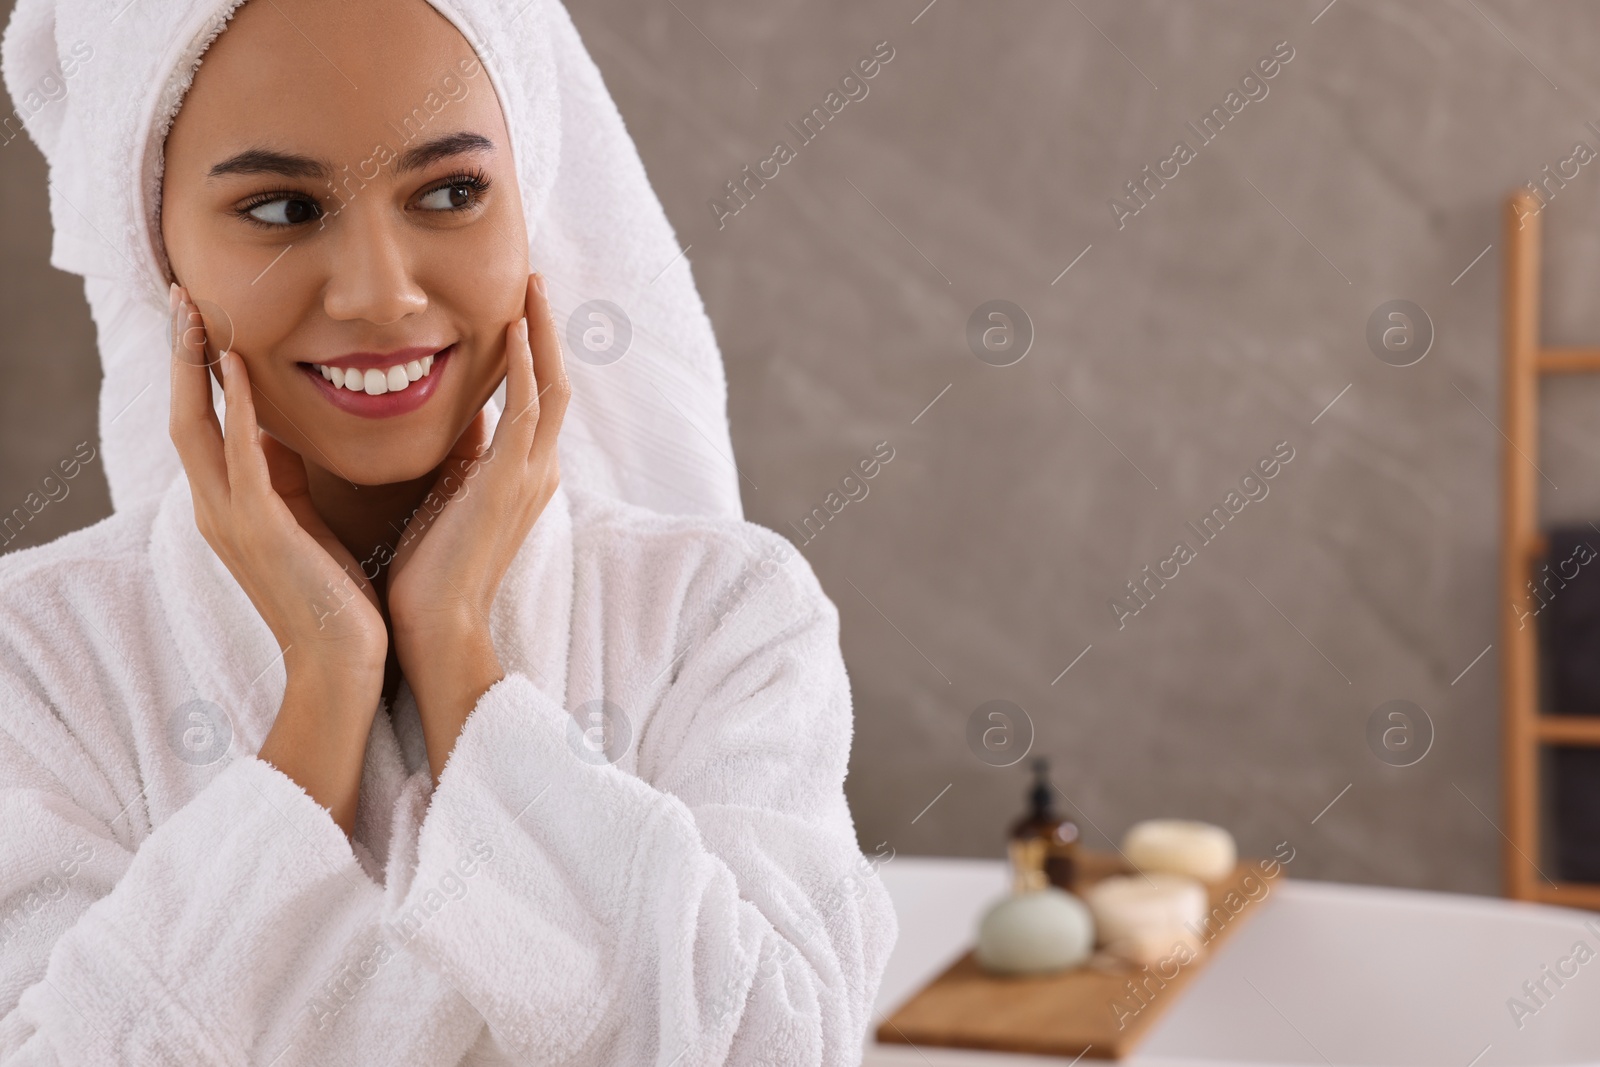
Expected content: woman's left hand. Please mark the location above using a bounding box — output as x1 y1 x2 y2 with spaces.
386 271 571 783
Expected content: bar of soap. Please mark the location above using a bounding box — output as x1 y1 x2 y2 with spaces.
1083 873 1207 963
975 888 1095 975
1123 819 1236 882
1084 873 1207 941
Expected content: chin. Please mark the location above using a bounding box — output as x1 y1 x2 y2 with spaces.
306 432 455 487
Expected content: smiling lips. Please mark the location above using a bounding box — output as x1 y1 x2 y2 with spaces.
317 353 435 395
301 344 454 418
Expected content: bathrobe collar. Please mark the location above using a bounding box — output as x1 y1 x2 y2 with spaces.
147 471 575 757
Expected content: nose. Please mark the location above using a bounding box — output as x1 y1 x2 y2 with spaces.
320 206 429 326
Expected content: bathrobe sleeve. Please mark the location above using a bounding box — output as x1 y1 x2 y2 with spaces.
396 530 898 1066
0 679 486 1066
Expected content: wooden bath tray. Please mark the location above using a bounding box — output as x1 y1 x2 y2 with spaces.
875 851 1283 1060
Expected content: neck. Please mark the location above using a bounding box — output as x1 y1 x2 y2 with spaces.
305 463 442 711
305 463 438 578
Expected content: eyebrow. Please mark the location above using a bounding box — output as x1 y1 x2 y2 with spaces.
205 131 496 183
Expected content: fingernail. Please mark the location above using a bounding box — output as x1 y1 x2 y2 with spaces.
519 316 529 339
220 350 233 379
168 282 179 312
532 272 546 297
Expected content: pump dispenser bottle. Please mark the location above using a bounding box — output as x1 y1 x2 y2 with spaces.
1007 758 1081 892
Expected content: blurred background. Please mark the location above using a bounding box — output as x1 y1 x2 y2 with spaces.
8 0 1600 897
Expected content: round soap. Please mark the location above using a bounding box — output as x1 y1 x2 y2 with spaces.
1101 922 1203 966
1083 873 1208 944
975 888 1095 976
1123 819 1236 882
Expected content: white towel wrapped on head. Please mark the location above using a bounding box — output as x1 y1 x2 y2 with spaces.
1 0 743 521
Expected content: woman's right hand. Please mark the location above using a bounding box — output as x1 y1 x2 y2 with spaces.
167 283 387 834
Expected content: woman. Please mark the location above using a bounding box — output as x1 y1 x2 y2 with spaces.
0 0 895 1063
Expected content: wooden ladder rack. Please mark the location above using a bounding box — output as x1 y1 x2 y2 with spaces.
1501 189 1600 910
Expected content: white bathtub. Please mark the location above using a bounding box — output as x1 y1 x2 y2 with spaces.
864 858 1600 1067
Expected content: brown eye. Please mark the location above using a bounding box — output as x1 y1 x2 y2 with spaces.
241 195 321 228
415 169 492 213
417 183 474 211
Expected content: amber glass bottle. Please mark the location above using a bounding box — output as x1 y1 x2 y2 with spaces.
1007 758 1080 892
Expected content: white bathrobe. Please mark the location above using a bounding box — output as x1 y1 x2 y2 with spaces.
1 0 895 1059
0 471 897 1065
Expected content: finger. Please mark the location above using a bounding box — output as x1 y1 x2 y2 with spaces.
260 430 327 538
496 272 539 444
261 433 357 553
526 271 572 464
408 410 491 546
218 350 274 507
167 285 228 500
442 406 493 470
261 433 382 613
259 430 311 507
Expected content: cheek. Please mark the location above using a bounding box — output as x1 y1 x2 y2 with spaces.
478 243 529 321
167 240 278 361
427 229 528 351
197 286 287 372
473 184 530 299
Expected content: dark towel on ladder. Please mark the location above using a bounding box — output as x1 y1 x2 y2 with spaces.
1535 526 1600 883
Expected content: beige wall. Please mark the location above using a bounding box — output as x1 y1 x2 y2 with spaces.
9 0 1600 893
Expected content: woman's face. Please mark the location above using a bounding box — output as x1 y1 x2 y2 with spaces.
161 0 529 486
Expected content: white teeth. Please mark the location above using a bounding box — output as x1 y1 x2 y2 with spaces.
313 353 441 396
